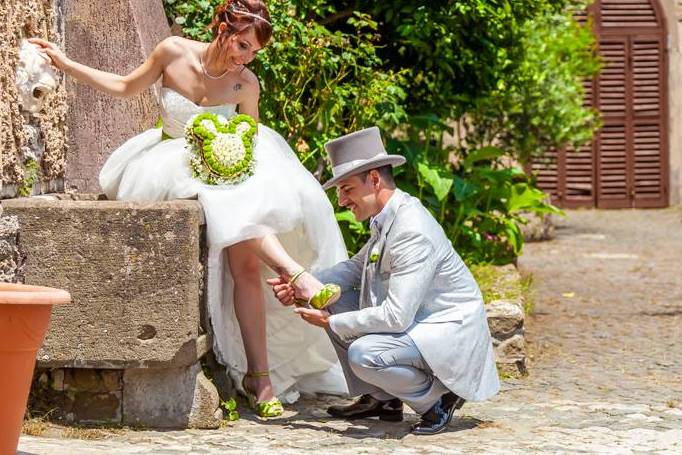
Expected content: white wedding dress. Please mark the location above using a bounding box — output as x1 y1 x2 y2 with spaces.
100 87 349 400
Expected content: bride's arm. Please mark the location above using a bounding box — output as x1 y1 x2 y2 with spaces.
28 36 176 98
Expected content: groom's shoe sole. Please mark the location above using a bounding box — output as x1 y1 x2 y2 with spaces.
327 408 404 422
379 411 404 422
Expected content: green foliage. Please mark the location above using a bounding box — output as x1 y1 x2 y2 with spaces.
252 1 407 175
163 0 407 177
163 0 220 41
220 398 240 421
466 9 601 163
162 0 596 265
362 0 568 118
18 159 38 197
389 122 562 264
335 209 370 255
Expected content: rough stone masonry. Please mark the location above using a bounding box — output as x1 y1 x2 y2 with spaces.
2 197 222 429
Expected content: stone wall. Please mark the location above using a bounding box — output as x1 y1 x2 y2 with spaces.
0 206 25 282
62 0 170 193
29 364 222 428
2 197 222 429
520 212 555 243
662 0 682 204
0 0 68 198
484 265 529 376
0 0 170 197
2 196 531 425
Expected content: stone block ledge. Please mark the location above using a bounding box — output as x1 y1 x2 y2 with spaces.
2 197 207 369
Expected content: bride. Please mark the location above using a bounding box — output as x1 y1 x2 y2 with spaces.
30 0 349 417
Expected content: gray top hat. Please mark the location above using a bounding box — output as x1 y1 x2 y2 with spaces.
322 127 406 190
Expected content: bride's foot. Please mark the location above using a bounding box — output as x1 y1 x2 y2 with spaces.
289 270 341 310
243 374 274 403
289 270 321 301
242 372 283 418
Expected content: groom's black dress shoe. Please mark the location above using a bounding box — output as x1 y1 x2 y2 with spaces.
410 392 466 435
327 394 403 422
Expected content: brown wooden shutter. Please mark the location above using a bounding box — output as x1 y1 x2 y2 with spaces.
631 36 667 206
533 0 668 208
596 38 630 207
532 151 559 200
600 0 658 28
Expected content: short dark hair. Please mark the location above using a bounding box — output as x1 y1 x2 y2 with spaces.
358 165 395 187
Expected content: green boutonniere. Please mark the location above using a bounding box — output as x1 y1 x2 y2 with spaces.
369 247 380 263
185 112 257 185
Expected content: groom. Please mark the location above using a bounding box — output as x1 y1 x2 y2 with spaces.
270 127 500 435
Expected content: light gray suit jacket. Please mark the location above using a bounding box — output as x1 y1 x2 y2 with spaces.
322 189 500 401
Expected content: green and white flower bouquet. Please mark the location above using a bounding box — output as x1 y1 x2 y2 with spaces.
185 112 258 185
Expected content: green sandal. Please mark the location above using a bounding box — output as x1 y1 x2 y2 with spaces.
309 283 342 310
241 371 284 418
289 269 342 310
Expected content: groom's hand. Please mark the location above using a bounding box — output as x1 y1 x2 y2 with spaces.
266 276 296 306
294 307 330 328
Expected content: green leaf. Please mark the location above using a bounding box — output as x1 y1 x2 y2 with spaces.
221 398 237 411
504 222 522 254
453 176 479 201
507 183 549 212
462 146 505 169
417 163 453 202
335 210 369 235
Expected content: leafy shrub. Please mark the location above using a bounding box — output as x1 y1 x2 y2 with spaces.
164 0 407 178
465 9 601 164
362 0 569 118
163 0 219 41
162 0 596 264
389 120 561 265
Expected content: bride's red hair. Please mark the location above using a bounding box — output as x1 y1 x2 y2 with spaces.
210 0 273 46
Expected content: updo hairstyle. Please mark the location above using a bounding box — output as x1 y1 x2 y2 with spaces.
209 0 273 46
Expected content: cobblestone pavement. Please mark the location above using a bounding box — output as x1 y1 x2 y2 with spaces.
18 209 682 454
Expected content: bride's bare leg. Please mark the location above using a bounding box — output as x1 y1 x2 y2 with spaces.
227 243 274 403
244 234 323 300
227 235 329 401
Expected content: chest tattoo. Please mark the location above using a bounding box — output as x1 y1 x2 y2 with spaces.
233 83 242 92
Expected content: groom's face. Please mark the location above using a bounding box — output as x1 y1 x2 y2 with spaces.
336 173 380 222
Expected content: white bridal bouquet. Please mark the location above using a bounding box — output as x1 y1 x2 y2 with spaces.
184 112 258 185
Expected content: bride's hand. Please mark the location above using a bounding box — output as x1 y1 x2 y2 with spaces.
266 277 296 306
28 37 73 72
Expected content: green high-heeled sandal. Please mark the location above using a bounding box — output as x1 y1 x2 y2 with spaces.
289 269 342 310
241 371 284 418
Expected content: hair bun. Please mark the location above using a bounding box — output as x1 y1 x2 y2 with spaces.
208 0 272 45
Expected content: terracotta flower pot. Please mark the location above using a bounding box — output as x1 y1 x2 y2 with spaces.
0 283 70 454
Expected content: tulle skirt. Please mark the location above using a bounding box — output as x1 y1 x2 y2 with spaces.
100 124 349 400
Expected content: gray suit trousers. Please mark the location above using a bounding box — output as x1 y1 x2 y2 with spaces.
325 290 448 414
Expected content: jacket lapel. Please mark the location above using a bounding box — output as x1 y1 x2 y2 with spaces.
358 190 408 307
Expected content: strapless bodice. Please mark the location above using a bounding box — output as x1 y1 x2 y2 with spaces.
159 87 238 138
